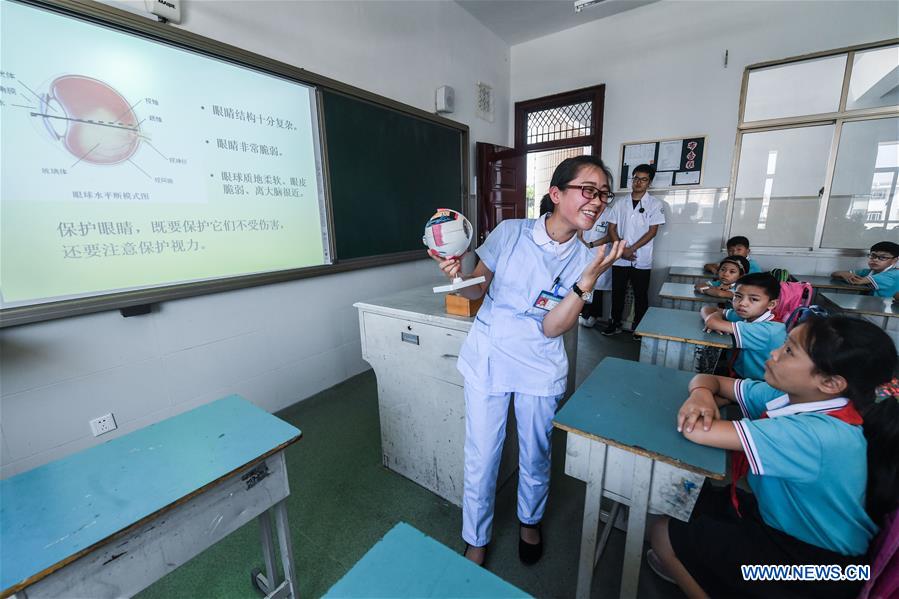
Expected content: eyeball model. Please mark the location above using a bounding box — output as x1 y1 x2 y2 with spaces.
423 208 473 259
423 209 486 294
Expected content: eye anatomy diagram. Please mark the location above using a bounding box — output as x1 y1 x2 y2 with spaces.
37 75 142 165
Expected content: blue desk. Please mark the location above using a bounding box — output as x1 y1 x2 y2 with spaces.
800 275 868 295
1 395 302 599
554 358 727 599
324 522 529 598
658 282 710 312
635 307 733 372
821 292 899 346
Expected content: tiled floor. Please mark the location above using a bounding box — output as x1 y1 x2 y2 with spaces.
137 325 685 598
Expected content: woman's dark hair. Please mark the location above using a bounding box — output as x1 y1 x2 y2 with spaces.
800 315 899 526
549 155 614 191
735 272 781 300
539 193 553 216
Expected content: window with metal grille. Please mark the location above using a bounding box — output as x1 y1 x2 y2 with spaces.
526 102 592 146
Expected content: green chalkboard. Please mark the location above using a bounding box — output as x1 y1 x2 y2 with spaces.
321 91 465 260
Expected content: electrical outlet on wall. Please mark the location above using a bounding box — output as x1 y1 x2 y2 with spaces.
90 413 117 437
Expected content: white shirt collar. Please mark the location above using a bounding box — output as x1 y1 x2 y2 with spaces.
626 192 655 207
533 213 578 259
764 394 850 418
750 310 775 323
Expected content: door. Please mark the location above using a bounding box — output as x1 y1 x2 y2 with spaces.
476 142 526 244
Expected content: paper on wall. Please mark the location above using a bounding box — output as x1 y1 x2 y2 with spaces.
674 170 701 185
651 171 674 188
657 140 682 171
623 143 655 166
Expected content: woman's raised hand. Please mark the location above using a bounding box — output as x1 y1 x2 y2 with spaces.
579 240 625 288
429 249 462 280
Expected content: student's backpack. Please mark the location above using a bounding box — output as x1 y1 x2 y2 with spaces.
773 281 813 323
770 267 797 283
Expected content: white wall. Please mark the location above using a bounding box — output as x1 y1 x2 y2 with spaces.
0 0 510 478
511 0 899 282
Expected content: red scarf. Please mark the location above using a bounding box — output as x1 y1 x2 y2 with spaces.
730 402 863 516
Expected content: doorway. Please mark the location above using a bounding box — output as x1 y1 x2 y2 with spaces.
477 85 605 241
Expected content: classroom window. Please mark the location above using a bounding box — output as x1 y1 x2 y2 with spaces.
743 55 846 122
525 102 592 145
728 39 898 253
821 118 899 249
731 125 834 247
846 45 899 111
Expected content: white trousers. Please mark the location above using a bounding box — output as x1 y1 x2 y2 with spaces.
461 385 562 547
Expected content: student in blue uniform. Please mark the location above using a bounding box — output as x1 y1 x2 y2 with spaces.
648 313 899 599
704 235 762 275
431 156 624 566
694 255 750 301
701 272 786 380
832 241 899 298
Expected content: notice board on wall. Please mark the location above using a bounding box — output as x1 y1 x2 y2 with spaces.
618 136 706 190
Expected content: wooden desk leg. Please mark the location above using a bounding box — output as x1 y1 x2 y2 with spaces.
274 500 299 599
620 455 653 599
576 442 607 599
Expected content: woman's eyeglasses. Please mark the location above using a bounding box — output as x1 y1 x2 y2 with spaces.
785 305 829 332
566 185 615 204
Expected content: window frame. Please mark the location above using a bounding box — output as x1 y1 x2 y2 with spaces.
724 37 899 256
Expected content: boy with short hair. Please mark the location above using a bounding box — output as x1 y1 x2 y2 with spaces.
704 236 762 275
832 241 899 298
701 272 785 381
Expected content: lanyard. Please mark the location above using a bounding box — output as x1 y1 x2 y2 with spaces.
549 250 580 294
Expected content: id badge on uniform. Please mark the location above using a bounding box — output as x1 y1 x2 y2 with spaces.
534 290 563 311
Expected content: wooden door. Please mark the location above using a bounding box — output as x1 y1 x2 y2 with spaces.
475 142 526 244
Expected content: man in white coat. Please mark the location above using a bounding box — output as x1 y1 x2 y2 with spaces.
602 164 665 339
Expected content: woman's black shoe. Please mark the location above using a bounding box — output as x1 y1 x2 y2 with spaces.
518 521 543 565
463 542 488 567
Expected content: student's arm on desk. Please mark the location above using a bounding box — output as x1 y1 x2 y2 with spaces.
699 305 721 320
832 270 869 285
702 310 735 335
430 253 494 300
543 240 625 337
677 374 741 450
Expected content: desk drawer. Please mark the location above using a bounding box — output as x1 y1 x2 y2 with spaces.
361 312 467 387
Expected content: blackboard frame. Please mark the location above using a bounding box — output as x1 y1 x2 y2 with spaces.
0 0 469 328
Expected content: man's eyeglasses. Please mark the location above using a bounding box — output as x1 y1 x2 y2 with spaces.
868 252 896 261
632 176 651 183
785 305 829 332
566 185 615 204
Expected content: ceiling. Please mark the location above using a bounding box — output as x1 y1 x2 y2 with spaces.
455 0 659 45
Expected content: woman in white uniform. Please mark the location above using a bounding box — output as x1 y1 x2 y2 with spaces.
432 156 624 566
